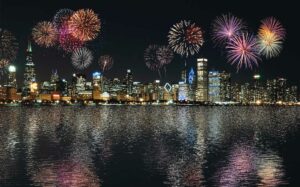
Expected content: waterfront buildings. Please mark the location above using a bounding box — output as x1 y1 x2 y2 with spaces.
0 46 298 105
195 58 208 102
22 41 36 97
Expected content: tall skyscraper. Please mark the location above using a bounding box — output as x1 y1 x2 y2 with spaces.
7 65 17 88
125 69 133 95
252 74 262 102
195 58 208 102
23 40 36 96
220 71 231 102
50 69 59 91
188 68 196 101
178 81 189 101
208 71 221 103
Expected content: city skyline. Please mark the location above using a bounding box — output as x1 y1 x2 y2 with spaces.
1 0 299 88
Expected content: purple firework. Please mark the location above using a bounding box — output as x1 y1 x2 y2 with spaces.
212 14 245 46
226 33 261 70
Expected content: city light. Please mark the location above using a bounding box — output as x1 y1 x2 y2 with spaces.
8 65 16 72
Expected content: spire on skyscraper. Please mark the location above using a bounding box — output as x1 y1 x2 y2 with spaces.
27 40 32 53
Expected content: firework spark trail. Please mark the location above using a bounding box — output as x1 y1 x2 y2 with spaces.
212 14 245 46
32 21 58 47
58 24 83 53
53 9 74 29
98 55 114 72
144 45 162 70
168 20 204 57
71 47 93 70
226 33 261 70
258 17 286 59
68 9 101 42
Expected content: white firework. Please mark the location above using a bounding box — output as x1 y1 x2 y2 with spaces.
71 47 93 70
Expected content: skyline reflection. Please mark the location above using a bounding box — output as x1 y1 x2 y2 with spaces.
0 106 299 186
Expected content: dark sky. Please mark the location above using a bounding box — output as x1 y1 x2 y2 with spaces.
0 0 299 87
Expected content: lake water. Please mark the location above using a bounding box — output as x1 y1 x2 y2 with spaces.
0 106 299 187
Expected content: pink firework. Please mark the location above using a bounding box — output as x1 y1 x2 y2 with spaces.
226 33 261 70
58 24 83 53
212 14 245 46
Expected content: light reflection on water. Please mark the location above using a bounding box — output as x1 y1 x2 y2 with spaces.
0 106 299 187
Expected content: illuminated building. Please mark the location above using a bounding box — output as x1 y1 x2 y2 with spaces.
0 86 6 100
7 65 17 88
124 69 133 95
196 58 208 102
75 74 86 93
240 83 251 104
188 68 196 101
50 70 59 91
252 74 263 103
220 71 231 102
152 80 160 101
92 72 102 100
178 81 189 101
208 71 221 103
163 83 173 101
285 86 298 103
23 40 36 96
277 78 287 102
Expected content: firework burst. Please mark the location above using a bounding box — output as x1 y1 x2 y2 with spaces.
68 9 101 42
212 14 245 46
156 46 174 66
168 20 204 57
32 21 58 47
98 55 114 72
226 33 261 70
53 9 74 29
58 25 83 53
0 28 18 63
144 44 164 77
71 47 93 70
258 17 286 58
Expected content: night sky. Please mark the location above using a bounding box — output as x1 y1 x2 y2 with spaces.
0 0 299 87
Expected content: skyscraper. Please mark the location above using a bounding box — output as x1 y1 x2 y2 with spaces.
7 65 17 88
188 68 196 101
125 69 133 95
50 69 59 91
208 71 221 103
195 58 208 102
23 40 36 96
220 71 231 102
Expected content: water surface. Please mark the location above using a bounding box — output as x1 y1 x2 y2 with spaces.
0 106 299 186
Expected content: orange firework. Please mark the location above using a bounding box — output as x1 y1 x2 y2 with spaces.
32 21 58 48
68 9 101 42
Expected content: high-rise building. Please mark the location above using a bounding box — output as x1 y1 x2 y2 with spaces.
7 65 17 88
178 81 189 101
50 69 59 91
252 74 262 102
152 80 160 101
125 69 133 95
195 58 208 102
220 71 231 102
188 68 196 101
92 72 102 88
23 40 36 96
208 71 221 103
277 78 287 102
92 72 102 100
